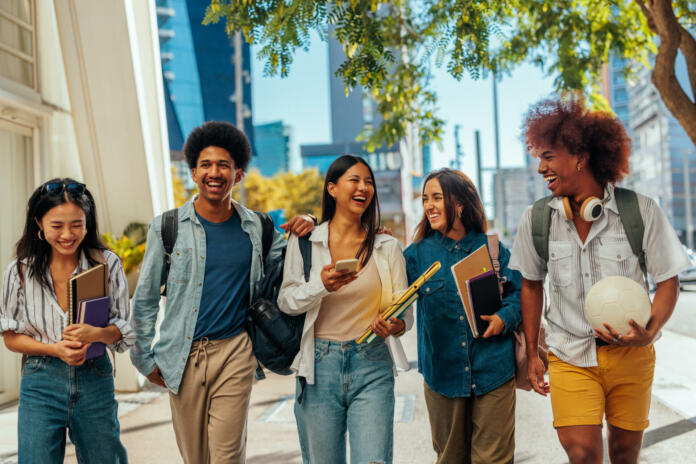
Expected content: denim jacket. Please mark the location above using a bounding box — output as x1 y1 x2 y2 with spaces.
130 196 285 394
403 231 522 398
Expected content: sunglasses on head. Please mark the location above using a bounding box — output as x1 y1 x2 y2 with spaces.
41 181 86 196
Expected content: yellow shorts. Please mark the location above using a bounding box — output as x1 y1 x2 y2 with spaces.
548 344 655 431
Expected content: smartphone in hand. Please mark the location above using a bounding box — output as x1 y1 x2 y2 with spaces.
335 258 359 273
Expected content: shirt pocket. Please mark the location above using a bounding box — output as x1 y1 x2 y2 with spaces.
168 247 192 284
418 278 446 319
598 242 636 279
548 241 573 287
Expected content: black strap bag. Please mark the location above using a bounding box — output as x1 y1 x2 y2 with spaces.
247 212 311 376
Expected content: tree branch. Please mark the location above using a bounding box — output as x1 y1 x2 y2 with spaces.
678 24 696 101
650 0 696 146
634 0 658 33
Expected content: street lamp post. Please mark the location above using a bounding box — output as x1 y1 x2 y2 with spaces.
234 31 247 206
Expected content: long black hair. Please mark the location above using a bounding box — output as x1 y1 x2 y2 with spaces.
414 168 487 242
321 155 380 267
15 178 107 288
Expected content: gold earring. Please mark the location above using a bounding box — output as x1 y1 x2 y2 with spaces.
576 164 582 172
38 230 45 241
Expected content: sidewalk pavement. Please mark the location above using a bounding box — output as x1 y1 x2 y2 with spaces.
2 325 696 463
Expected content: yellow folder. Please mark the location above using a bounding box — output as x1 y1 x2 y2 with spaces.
356 261 441 344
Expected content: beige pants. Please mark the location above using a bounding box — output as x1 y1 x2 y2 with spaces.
169 331 256 464
424 378 516 464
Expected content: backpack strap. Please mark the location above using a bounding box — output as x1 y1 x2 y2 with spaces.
613 187 647 280
531 195 553 272
255 211 274 261
298 234 312 282
160 208 178 296
486 233 505 296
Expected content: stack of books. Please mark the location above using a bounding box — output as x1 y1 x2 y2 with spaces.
68 263 111 360
450 244 502 337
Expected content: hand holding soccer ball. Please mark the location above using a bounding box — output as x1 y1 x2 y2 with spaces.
584 276 653 345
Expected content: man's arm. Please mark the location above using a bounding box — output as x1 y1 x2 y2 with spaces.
129 220 165 378
521 278 550 396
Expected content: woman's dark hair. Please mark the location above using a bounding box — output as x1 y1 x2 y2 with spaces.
321 155 380 267
15 178 107 288
183 120 251 171
414 168 487 242
522 94 631 186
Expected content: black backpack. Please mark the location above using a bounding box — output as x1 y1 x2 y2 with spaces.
159 208 311 377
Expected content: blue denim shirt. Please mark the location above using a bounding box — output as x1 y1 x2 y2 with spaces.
130 197 285 394
404 231 522 398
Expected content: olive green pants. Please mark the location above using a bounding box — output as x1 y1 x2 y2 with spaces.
424 377 515 464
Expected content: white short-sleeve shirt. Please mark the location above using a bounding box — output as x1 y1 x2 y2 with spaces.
510 185 691 367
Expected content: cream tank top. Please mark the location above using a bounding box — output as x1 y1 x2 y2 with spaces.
314 256 383 341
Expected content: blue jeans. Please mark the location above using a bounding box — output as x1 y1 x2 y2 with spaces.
18 354 128 464
294 338 395 464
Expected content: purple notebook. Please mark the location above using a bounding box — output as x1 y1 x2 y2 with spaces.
76 296 111 360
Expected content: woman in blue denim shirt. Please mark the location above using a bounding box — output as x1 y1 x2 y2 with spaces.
404 169 521 464
0 179 132 463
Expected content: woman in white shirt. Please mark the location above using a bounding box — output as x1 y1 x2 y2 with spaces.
278 155 412 464
0 179 133 463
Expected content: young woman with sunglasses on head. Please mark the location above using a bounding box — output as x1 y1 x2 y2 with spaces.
403 169 522 464
278 155 412 464
0 178 133 463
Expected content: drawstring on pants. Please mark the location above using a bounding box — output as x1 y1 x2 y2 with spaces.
194 337 210 387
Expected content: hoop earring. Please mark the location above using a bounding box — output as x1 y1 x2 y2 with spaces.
38 230 45 241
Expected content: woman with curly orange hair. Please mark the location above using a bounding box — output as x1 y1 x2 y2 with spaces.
510 95 691 464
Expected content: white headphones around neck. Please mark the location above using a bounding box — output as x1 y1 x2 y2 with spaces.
561 196 607 222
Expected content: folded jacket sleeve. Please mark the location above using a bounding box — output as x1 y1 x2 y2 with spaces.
0 261 27 335
104 251 135 352
277 234 329 316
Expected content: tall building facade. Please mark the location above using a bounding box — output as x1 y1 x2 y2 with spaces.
621 54 696 246
156 0 253 187
300 28 423 243
251 121 292 176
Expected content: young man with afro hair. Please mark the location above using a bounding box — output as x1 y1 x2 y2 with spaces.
510 95 691 464
131 121 314 463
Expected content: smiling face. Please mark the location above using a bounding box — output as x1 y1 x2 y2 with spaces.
327 162 375 217
191 146 242 205
536 145 585 197
37 201 87 259
423 178 456 235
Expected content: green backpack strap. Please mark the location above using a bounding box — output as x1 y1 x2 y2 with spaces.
531 195 554 272
613 187 647 280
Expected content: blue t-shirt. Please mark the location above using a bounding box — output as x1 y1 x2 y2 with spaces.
194 211 252 340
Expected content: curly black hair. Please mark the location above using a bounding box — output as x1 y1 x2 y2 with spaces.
183 121 251 171
522 95 631 186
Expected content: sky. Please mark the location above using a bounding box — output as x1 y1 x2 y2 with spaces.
250 32 556 201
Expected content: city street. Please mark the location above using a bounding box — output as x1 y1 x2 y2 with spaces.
2 292 696 463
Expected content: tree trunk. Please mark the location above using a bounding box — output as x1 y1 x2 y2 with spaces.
646 0 696 147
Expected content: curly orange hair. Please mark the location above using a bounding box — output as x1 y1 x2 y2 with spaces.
522 95 631 186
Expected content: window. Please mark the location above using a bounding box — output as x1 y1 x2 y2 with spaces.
0 0 36 89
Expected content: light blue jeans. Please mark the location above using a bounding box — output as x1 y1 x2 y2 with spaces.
18 354 127 464
294 337 395 464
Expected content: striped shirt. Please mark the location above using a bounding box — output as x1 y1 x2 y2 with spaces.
510 185 691 367
0 249 134 352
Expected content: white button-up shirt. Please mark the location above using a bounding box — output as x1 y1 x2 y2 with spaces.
510 185 691 367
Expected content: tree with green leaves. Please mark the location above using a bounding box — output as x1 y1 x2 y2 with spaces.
204 0 695 148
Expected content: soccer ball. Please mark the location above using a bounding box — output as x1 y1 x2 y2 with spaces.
584 276 651 335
